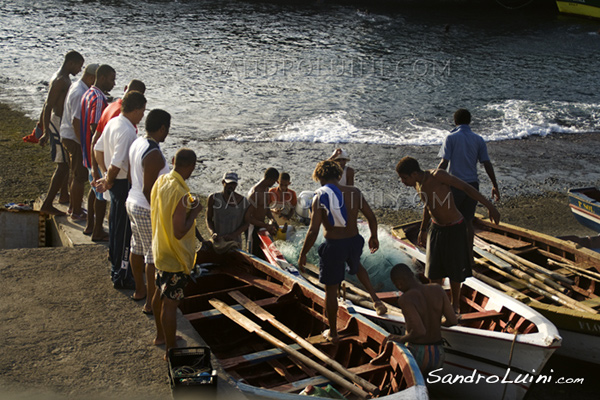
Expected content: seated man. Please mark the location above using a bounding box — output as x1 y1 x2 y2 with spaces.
269 172 297 223
206 171 249 250
388 263 458 374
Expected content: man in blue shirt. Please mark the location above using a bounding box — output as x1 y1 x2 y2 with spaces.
438 109 500 263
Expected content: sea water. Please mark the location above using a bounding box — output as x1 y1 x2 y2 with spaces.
276 223 414 292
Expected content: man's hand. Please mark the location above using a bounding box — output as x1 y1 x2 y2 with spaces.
488 206 500 225
93 177 112 193
417 230 427 247
38 132 48 147
491 186 500 202
368 236 379 254
297 253 306 273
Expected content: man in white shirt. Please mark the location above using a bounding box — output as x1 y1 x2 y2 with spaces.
126 109 171 312
94 91 146 289
60 63 99 224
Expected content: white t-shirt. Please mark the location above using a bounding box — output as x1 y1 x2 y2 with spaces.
59 79 89 143
94 115 137 180
126 136 170 209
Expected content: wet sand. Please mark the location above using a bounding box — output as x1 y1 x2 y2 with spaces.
2 102 600 399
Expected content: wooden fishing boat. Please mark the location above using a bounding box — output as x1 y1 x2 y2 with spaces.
394 217 600 365
556 0 600 19
179 250 428 400
568 187 600 233
258 229 561 400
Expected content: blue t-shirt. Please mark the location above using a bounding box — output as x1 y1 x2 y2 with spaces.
438 124 490 183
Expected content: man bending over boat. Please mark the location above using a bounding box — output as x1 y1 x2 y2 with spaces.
395 156 500 313
387 263 458 374
298 160 387 343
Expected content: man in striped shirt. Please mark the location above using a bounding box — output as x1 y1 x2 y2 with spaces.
79 64 116 243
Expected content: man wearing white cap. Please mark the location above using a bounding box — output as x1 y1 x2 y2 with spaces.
206 171 249 247
328 148 354 186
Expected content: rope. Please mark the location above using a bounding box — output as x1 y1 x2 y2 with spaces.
501 328 520 400
495 0 536 10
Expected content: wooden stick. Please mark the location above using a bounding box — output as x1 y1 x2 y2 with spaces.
479 262 595 313
474 236 575 286
228 290 380 395
548 259 600 282
209 298 370 399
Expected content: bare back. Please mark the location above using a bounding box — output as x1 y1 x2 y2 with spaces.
398 283 451 344
319 183 365 240
47 70 72 117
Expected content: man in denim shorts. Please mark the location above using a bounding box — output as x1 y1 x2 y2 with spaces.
150 149 202 359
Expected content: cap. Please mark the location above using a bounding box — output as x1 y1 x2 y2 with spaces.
332 149 350 161
84 63 100 75
223 171 239 183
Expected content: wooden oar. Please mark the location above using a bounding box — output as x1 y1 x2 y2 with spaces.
228 290 380 395
474 236 575 286
208 298 370 399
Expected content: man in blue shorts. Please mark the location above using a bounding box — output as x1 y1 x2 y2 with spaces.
298 160 387 343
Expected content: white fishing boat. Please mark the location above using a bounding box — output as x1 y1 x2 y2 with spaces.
258 227 562 400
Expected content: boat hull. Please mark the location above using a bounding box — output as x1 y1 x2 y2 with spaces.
568 187 600 233
180 250 429 399
258 229 561 400
557 0 600 19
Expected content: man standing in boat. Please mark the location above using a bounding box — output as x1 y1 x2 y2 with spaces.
298 160 387 343
396 156 500 313
438 109 500 263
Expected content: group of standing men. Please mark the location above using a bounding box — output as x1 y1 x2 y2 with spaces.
34 52 501 366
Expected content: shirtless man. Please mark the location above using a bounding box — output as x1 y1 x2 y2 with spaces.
245 167 280 256
298 160 387 343
387 263 458 374
395 156 500 312
39 50 85 215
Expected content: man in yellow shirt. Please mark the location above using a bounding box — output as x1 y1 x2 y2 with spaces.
150 148 201 359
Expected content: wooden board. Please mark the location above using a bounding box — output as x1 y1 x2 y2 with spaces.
475 230 530 250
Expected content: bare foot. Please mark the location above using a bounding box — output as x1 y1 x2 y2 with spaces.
91 231 109 242
40 204 66 216
153 335 183 346
322 329 339 344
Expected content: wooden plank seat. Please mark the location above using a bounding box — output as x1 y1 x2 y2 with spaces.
459 310 504 321
271 362 390 393
184 295 282 322
475 230 530 250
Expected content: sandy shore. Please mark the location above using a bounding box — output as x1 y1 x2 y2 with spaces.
2 102 600 399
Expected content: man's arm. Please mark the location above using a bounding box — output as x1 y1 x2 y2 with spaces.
358 190 379 254
205 194 217 237
434 169 500 224
482 160 500 202
173 194 203 240
39 79 68 145
142 151 165 204
72 117 82 143
94 164 120 193
244 194 277 234
94 149 107 174
346 166 355 186
389 297 426 343
418 207 431 247
437 159 449 170
441 286 459 327
298 196 322 272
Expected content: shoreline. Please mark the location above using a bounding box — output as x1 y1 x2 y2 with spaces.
2 101 597 238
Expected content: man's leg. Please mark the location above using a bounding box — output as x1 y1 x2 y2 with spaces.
58 171 70 204
152 287 165 345
324 284 339 342
93 198 108 241
40 162 69 215
145 263 156 314
450 280 462 314
130 252 147 300
161 297 181 359
84 189 95 235
356 263 387 315
465 219 475 266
